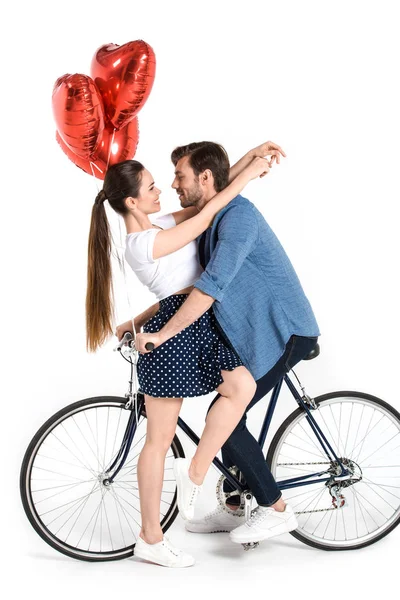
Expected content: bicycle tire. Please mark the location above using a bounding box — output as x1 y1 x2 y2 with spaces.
20 396 185 562
266 391 400 551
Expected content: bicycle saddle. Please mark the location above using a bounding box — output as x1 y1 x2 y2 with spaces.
303 342 320 361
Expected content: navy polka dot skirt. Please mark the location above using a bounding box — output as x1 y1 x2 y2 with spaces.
137 293 244 398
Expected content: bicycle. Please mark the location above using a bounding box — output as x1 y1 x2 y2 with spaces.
20 332 400 561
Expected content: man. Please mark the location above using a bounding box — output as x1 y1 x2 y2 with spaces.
135 141 320 545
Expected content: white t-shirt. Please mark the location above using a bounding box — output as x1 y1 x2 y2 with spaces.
124 213 204 301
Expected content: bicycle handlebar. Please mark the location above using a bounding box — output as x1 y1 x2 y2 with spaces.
114 331 155 352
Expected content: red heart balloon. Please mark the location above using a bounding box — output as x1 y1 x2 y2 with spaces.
56 117 140 180
52 74 105 159
91 40 156 131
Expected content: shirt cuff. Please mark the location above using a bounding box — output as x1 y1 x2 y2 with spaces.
194 274 224 302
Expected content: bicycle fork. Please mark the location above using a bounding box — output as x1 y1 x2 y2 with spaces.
103 392 145 485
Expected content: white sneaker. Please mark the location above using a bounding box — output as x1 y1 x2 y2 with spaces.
229 503 298 544
134 535 195 568
186 504 246 533
173 458 202 521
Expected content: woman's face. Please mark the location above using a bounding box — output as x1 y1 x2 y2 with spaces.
135 168 162 214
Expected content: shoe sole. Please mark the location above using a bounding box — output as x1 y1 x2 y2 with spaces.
230 518 298 544
185 526 231 534
135 548 195 568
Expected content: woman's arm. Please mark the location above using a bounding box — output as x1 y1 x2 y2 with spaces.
170 206 199 225
170 142 286 224
115 301 160 339
152 157 270 260
229 140 286 182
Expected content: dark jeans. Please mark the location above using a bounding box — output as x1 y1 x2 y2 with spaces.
207 334 319 507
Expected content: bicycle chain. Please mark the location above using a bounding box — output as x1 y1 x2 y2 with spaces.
217 462 346 515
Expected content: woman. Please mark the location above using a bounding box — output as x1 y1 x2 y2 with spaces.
86 143 276 567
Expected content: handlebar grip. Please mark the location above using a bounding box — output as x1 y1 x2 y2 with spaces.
145 342 155 351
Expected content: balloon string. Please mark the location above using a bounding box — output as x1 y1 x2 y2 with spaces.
106 128 116 170
116 216 137 339
89 161 101 193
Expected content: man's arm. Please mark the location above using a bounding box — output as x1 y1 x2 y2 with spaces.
158 204 258 345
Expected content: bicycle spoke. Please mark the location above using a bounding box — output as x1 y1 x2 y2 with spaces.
34 480 94 505
354 412 384 461
49 431 97 477
359 480 398 511
269 394 400 549
343 402 354 457
109 487 138 541
329 404 346 457
70 414 104 473
360 432 400 465
321 508 335 539
297 421 327 456
102 408 110 472
353 413 385 462
287 428 325 456
109 408 124 469
23 400 179 559
32 466 87 481
63 482 102 543
83 410 104 473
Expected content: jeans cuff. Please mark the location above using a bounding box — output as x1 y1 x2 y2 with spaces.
258 492 282 507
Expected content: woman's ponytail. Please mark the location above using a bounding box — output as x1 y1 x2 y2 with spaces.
85 160 145 351
86 189 114 352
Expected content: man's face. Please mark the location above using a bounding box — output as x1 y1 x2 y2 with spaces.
171 156 204 208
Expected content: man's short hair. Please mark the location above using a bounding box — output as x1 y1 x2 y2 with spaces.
171 141 230 192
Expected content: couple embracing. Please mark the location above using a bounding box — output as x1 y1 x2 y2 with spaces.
86 140 320 567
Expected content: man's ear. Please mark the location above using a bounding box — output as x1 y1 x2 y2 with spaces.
200 169 214 186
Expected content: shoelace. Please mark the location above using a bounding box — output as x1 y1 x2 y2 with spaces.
189 485 201 507
249 508 275 525
162 536 182 557
205 506 224 521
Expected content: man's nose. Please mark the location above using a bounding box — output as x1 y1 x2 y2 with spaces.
171 178 178 189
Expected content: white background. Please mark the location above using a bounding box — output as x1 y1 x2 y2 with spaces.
2 0 399 597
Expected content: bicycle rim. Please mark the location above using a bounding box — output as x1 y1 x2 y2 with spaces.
268 392 400 550
20 397 182 561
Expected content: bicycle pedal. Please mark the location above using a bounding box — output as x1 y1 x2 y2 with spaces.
242 542 259 551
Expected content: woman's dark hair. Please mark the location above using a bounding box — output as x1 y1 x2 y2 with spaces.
171 141 230 192
86 160 145 352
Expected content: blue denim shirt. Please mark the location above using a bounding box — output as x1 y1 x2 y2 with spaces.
194 195 320 380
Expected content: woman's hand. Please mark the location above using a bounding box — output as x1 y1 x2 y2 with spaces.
252 141 286 166
115 319 141 341
245 157 271 180
134 332 163 353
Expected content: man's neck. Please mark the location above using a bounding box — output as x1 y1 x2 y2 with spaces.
195 189 218 211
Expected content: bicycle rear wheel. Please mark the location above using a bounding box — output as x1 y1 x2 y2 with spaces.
267 391 400 550
20 396 184 562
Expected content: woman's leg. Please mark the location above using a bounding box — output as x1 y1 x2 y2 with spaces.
138 394 183 544
188 366 257 485
216 336 318 510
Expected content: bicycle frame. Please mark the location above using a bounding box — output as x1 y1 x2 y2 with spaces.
106 372 349 492
177 373 349 494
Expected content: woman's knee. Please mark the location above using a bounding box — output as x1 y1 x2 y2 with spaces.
218 367 256 404
144 432 175 455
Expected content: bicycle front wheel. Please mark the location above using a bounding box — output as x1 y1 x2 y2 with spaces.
20 396 184 562
267 391 400 550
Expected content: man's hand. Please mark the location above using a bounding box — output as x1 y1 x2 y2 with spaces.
252 141 286 168
134 332 163 353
